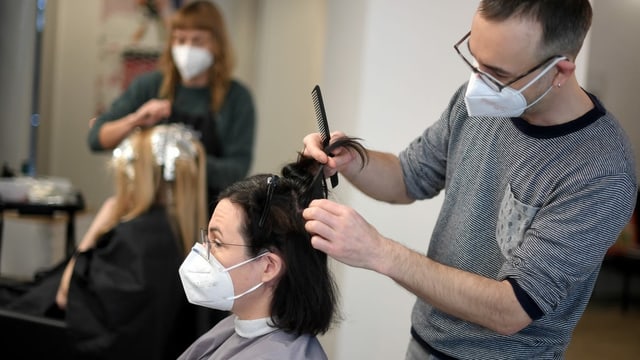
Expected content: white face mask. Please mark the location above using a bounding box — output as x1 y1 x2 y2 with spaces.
171 45 214 81
464 57 566 118
178 243 267 311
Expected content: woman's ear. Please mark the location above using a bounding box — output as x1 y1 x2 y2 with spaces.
261 252 284 284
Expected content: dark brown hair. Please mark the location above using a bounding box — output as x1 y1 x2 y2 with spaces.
218 137 368 335
478 0 592 60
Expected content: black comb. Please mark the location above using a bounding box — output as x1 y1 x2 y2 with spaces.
311 85 338 188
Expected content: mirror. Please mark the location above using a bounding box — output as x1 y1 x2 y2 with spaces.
0 0 325 208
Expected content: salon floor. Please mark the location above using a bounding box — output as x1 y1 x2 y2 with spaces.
565 267 640 360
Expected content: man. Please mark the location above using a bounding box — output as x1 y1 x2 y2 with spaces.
302 1 637 359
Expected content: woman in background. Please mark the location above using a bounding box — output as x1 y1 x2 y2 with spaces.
177 137 368 359
5 124 206 359
88 0 255 214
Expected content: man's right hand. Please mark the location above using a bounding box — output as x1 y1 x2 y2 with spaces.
302 131 362 178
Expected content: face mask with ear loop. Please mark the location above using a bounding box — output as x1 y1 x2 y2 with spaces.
179 243 270 311
464 56 567 118
171 44 214 81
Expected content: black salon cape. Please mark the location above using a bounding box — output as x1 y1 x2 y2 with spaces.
1 206 198 359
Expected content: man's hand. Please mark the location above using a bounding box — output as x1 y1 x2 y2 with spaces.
303 198 389 272
302 131 364 178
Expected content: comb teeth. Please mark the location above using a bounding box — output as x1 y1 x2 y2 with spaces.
311 85 339 188
312 85 330 147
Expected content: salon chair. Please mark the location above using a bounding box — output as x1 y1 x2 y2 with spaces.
0 307 73 358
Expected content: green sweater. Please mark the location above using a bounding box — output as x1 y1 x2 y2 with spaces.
88 71 256 205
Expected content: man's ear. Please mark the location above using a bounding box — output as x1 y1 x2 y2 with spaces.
553 58 576 88
261 252 284 284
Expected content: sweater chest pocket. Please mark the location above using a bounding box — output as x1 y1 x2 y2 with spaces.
495 184 539 258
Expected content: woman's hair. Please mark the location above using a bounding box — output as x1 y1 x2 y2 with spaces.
218 136 368 336
158 0 234 112
109 124 207 255
478 0 592 60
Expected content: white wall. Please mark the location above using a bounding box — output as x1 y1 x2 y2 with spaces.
46 0 111 209
586 0 640 175
250 0 326 175
319 1 477 358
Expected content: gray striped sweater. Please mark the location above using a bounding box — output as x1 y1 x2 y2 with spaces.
399 84 637 359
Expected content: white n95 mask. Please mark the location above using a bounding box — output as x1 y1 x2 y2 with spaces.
464 56 566 118
171 45 214 81
178 243 267 311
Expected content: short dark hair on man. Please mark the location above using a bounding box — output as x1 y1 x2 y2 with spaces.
478 0 592 60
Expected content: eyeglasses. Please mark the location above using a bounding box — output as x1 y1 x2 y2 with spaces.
199 228 250 260
453 31 562 92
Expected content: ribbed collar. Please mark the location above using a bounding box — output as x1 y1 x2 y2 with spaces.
510 91 605 139
234 316 279 339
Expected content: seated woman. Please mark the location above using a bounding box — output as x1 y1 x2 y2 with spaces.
177 137 367 359
3 124 207 359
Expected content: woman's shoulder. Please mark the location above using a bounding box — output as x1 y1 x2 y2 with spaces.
113 206 173 239
106 206 181 255
253 332 328 360
226 79 254 101
121 205 169 228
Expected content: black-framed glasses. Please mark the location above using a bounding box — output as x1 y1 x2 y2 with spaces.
453 31 562 92
199 228 251 260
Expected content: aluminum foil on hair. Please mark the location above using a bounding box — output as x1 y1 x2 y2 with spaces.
112 137 136 179
112 124 199 181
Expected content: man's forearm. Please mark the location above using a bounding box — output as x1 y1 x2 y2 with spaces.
342 150 414 204
378 239 532 335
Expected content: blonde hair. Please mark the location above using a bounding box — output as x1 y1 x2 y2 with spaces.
158 0 234 112
107 126 207 255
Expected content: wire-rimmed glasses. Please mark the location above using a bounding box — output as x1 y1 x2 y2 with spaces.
453 31 562 92
199 228 250 259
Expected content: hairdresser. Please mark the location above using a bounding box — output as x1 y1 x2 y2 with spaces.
88 0 255 214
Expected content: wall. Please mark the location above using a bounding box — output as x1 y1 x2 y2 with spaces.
319 1 475 358
0 1 36 174
45 0 109 210
250 0 326 175
587 0 640 174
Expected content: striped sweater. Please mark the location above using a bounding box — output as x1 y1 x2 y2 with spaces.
399 84 637 359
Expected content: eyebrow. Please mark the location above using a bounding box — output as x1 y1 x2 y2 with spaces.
208 227 222 238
